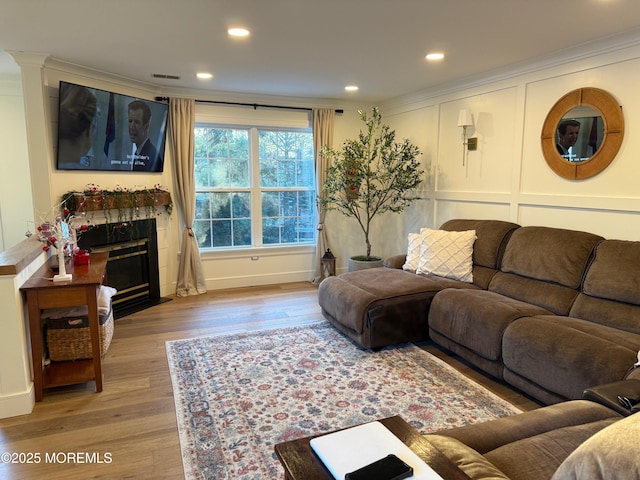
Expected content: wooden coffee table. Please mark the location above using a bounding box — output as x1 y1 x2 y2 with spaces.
274 416 471 480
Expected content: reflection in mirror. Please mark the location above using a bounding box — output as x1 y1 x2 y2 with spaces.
556 111 604 163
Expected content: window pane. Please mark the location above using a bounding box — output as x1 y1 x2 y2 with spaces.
261 190 315 245
211 192 231 218
212 220 231 247
232 192 251 218
193 219 212 248
281 191 297 216
233 219 252 246
195 192 211 219
194 127 250 188
194 158 210 188
259 130 314 188
193 191 251 248
262 218 281 245
261 191 279 217
229 159 249 187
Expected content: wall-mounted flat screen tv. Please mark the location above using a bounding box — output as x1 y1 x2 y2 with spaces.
56 80 169 172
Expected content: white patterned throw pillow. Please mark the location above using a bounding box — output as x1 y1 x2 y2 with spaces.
416 228 476 282
402 232 424 271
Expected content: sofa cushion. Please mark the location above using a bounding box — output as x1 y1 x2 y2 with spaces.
402 232 424 271
488 226 603 315
429 289 550 362
432 400 619 454
569 293 640 335
552 410 640 480
488 272 582 316
570 239 640 334
485 418 619 480
582 239 640 305
427 435 510 480
430 401 621 480
440 219 520 270
416 228 476 282
500 226 602 289
502 315 640 400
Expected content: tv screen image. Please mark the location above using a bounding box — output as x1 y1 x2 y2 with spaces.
56 80 169 172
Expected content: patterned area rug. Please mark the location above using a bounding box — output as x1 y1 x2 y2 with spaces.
166 321 521 480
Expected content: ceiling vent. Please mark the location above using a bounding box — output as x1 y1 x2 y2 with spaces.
152 73 181 80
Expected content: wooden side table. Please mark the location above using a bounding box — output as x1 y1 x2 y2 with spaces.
274 416 471 480
20 252 109 401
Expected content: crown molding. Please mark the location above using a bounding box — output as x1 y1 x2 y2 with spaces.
383 26 640 111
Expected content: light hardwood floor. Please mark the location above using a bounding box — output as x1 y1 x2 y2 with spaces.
0 282 541 479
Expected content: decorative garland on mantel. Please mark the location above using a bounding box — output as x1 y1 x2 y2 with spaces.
61 184 173 225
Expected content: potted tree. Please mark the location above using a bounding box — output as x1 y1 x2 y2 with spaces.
320 107 424 271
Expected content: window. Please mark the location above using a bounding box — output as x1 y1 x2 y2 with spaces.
194 125 315 250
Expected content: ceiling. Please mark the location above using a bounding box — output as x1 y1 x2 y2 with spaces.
2 0 640 102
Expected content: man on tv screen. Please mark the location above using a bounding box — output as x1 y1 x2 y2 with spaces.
57 83 98 169
128 100 163 171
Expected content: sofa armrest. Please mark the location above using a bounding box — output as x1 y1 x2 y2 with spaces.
383 254 406 269
429 400 620 455
582 378 640 416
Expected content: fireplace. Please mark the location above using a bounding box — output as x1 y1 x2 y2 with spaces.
77 219 169 318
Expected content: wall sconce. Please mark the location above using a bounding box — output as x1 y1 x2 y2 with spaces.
457 109 477 166
321 248 336 279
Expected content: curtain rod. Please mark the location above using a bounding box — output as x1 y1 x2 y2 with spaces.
155 97 343 115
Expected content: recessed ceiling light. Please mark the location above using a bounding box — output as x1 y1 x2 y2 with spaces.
345 85 359 92
228 27 250 37
196 72 213 80
426 52 445 61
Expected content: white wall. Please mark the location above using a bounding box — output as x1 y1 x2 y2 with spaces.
44 65 178 297
7 55 180 297
0 75 33 251
0 239 46 418
365 33 640 260
5 54 370 290
4 35 640 281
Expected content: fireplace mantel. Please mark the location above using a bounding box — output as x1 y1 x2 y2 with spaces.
66 190 172 214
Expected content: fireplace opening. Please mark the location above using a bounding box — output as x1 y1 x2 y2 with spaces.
77 219 170 318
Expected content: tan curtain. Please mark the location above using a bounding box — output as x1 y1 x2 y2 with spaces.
169 98 206 296
311 108 335 283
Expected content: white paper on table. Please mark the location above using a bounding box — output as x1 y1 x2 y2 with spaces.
309 421 444 480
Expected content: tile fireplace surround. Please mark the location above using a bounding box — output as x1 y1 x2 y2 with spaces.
77 218 169 317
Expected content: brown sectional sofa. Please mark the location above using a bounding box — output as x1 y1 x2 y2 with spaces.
318 219 640 406
426 374 640 479
318 219 520 350
501 239 640 404
428 393 640 480
319 218 640 478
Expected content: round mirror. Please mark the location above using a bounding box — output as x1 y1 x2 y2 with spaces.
541 88 624 180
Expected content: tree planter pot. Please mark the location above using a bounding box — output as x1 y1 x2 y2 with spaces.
348 256 384 272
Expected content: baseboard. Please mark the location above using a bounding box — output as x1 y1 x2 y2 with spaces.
0 384 34 419
206 271 313 290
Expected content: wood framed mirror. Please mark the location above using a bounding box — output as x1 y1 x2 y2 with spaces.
541 87 624 180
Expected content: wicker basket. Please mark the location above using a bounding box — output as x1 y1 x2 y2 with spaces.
46 308 114 361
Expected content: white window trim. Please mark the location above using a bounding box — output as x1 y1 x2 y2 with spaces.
194 116 316 251
200 244 316 261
